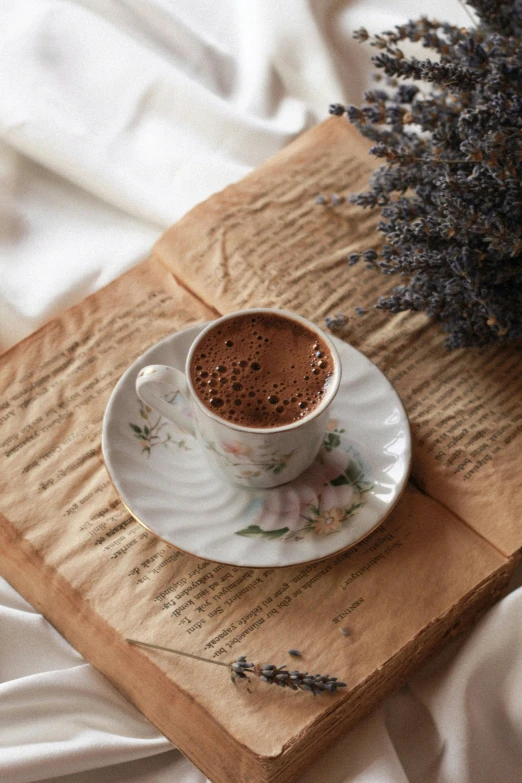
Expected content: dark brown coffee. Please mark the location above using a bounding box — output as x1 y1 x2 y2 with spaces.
190 312 334 428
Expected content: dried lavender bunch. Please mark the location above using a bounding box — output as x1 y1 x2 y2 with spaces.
127 639 346 696
330 0 522 348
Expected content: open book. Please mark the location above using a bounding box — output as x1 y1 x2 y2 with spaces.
0 118 519 783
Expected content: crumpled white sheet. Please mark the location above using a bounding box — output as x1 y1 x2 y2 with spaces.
1 1 521 782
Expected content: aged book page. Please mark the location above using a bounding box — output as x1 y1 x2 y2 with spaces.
154 117 522 557
0 256 512 783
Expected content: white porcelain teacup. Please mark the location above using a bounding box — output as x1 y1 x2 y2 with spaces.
136 308 341 488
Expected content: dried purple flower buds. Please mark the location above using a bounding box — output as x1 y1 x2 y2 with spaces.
334 2 522 348
230 656 347 695
329 103 345 116
325 313 347 330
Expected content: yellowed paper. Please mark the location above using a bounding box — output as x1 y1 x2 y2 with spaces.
154 118 522 556
0 255 511 783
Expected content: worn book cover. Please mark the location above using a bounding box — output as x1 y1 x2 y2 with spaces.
0 119 518 783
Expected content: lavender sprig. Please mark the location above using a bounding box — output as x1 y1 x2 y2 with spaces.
127 639 346 696
231 656 346 694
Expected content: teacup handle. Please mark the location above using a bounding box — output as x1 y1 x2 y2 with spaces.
136 365 195 436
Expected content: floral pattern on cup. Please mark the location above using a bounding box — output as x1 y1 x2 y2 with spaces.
235 426 373 541
202 435 298 481
129 397 192 456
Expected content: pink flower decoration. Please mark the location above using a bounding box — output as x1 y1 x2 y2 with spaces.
254 447 355 532
220 439 252 458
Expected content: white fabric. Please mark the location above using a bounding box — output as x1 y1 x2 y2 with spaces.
1 1 521 782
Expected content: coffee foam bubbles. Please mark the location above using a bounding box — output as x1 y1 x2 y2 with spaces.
190 313 333 428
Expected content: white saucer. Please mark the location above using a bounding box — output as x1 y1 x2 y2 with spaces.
102 324 411 568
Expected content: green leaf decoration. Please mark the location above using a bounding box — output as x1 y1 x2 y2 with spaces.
323 432 341 452
129 424 142 433
345 460 363 484
236 525 289 539
261 527 290 539
330 473 350 486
